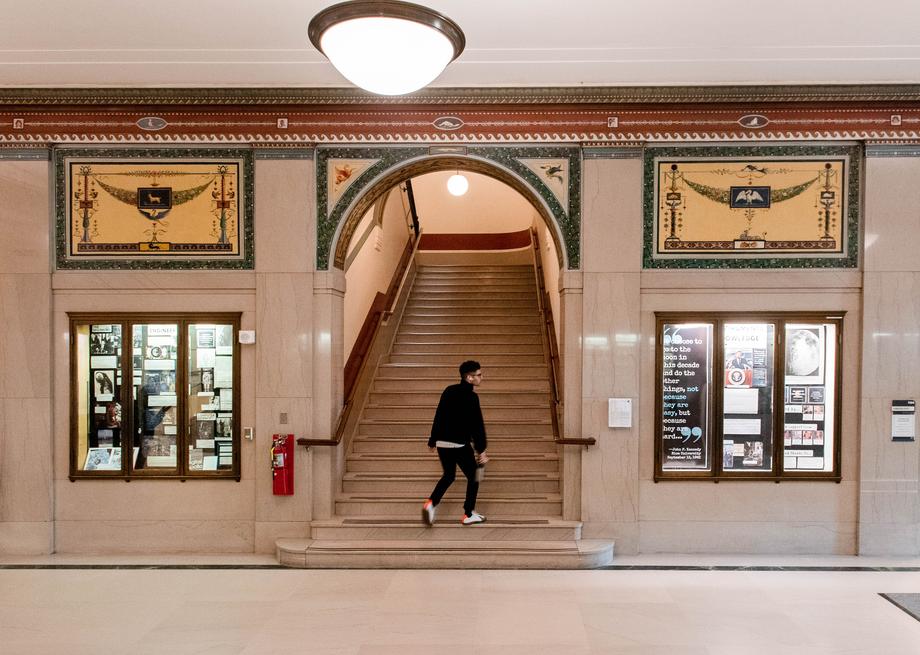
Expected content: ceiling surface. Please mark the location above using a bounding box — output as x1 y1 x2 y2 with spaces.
3 0 920 89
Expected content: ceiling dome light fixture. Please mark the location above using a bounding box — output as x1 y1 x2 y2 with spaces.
447 173 469 196
308 0 466 96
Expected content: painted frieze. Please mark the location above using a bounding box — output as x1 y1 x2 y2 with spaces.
643 145 860 269
55 148 254 269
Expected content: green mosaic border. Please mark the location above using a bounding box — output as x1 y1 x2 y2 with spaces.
642 144 861 269
316 145 581 270
54 147 254 270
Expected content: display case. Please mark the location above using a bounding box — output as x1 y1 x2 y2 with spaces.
70 313 240 480
655 312 842 481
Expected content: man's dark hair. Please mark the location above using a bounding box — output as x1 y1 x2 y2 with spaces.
459 360 481 377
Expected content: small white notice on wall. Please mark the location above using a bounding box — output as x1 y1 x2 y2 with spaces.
892 400 916 441
608 398 632 428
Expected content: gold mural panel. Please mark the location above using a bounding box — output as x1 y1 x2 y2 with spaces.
647 148 858 267
58 151 253 268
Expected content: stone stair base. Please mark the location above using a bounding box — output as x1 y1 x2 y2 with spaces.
277 538 614 569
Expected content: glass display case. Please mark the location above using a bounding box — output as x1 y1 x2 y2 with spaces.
70 314 240 480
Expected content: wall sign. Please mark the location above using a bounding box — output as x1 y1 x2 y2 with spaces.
892 400 916 442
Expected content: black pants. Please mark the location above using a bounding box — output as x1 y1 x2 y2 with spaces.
429 444 479 516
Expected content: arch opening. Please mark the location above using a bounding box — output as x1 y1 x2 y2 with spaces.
330 155 569 271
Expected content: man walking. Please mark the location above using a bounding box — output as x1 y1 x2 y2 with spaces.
422 360 489 525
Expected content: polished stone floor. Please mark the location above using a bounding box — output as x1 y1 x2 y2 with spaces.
1 555 919 654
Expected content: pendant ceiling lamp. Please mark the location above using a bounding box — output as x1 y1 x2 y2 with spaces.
447 173 469 196
308 0 466 96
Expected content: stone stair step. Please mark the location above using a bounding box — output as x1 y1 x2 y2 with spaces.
404 307 539 318
334 494 563 517
395 333 543 344
406 298 537 310
278 538 614 569
358 419 553 436
388 353 546 365
376 364 549 378
346 453 559 473
401 315 542 326
362 404 552 421
373 377 550 392
368 391 551 406
391 342 544 355
352 436 557 454
308 517 582 541
342 472 560 493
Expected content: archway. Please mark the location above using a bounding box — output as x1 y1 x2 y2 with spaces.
315 146 581 270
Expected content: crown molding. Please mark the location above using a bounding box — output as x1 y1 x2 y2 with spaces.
3 84 920 106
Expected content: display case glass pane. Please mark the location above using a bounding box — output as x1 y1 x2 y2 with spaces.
783 322 836 472
186 323 234 471
660 322 713 471
76 323 124 471
721 323 775 473
133 323 179 470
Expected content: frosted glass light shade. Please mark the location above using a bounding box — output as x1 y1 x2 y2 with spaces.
447 173 469 196
309 1 465 96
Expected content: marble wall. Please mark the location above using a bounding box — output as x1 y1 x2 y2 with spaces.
2 144 918 557
579 154 863 555
858 151 920 555
0 158 53 554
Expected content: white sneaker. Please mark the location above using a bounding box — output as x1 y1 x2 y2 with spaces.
422 500 436 526
461 511 486 525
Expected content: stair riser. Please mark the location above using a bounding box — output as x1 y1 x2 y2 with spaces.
404 310 539 320
373 378 550 392
402 316 542 326
310 525 580 541
352 440 558 455
346 459 560 473
413 282 535 290
396 328 542 338
335 500 562 517
388 354 546 365
368 392 551 406
362 406 552 421
376 365 548 378
395 334 543 345
391 343 544 355
357 422 553 436
408 295 537 303
342 479 560 493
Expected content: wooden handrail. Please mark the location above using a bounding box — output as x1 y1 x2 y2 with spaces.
531 228 595 448
300 230 421 451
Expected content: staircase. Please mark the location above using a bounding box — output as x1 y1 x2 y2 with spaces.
278 262 613 568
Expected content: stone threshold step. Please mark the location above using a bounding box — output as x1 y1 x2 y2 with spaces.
344 471 559 480
309 517 580 541
337 493 561 501
277 539 614 569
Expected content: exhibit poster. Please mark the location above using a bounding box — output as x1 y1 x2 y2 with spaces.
661 323 712 470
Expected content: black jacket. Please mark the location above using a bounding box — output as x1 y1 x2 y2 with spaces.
428 380 487 452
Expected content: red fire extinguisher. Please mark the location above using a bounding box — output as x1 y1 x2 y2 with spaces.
271 434 294 495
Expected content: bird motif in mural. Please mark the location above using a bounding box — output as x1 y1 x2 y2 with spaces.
334 164 356 188
540 164 565 184
733 188 766 205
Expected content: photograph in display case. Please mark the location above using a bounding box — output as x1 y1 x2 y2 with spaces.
93 370 115 398
90 332 118 355
785 326 824 385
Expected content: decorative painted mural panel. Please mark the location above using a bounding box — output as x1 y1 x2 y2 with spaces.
55 148 254 269
643 145 860 269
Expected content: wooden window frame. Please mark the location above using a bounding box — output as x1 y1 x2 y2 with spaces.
654 311 844 482
69 312 242 481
